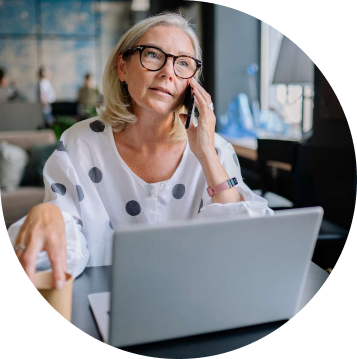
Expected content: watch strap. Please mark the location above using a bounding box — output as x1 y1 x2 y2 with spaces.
206 177 238 197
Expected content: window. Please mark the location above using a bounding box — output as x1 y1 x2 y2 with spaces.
260 23 314 139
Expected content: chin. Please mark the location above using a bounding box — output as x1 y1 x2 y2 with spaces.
148 102 176 116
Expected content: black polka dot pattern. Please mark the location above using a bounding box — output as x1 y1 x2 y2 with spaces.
198 198 203 213
90 120 105 133
89 167 103 183
233 153 239 167
51 183 66 196
76 185 84 202
57 141 66 151
126 200 141 216
172 184 185 199
109 220 113 230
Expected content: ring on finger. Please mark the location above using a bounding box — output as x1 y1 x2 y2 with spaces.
14 244 27 252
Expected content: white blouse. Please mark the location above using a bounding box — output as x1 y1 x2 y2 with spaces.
39 78 56 104
8 117 273 278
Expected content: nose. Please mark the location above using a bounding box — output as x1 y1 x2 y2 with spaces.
159 57 175 80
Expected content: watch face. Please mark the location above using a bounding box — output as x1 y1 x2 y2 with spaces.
233 177 238 185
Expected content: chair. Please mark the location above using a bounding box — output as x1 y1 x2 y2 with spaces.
293 143 356 269
0 103 43 131
0 130 57 228
256 139 297 209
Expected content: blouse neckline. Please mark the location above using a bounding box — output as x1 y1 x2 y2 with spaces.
108 126 189 187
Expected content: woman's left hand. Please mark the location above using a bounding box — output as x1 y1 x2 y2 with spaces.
179 78 216 161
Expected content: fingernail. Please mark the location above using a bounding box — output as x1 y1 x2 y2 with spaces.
56 279 64 290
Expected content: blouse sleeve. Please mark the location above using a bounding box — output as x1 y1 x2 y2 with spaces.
7 133 89 278
198 139 273 219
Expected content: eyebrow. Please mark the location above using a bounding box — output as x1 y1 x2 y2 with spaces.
141 43 194 57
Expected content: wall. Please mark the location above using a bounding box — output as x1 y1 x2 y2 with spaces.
0 1 261 111
214 6 260 117
0 0 132 103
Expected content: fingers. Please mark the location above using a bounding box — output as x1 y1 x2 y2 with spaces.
46 235 66 290
190 83 213 118
179 113 196 135
61 233 68 273
19 234 66 290
52 258 65 290
193 88 215 129
190 78 212 105
17 232 44 283
192 87 206 111
13 203 68 290
15 228 67 289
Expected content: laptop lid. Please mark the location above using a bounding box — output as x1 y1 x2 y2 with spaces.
109 207 323 347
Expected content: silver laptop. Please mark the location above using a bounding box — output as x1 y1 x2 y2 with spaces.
88 207 323 347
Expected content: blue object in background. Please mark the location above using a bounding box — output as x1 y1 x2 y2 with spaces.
217 93 256 138
259 109 291 135
217 92 291 138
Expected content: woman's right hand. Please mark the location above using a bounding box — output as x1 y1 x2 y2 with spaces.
14 203 67 290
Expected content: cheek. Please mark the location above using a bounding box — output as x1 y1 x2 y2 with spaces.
127 78 145 100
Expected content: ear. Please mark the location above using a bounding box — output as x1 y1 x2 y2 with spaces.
116 55 127 82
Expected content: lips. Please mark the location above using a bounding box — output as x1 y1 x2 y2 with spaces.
150 87 173 96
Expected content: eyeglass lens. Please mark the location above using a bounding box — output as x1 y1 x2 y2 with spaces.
141 47 197 78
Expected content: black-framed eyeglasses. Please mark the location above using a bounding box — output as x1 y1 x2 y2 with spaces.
123 45 202 79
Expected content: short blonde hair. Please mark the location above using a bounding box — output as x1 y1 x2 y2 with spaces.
98 13 202 142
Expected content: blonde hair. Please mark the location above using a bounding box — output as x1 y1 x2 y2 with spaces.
98 13 202 142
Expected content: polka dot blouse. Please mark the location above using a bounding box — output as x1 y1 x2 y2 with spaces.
8 118 273 277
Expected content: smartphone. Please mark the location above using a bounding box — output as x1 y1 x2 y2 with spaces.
184 86 195 129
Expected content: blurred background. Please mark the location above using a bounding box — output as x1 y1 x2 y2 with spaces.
0 0 356 271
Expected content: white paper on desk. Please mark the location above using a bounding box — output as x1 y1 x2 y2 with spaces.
88 292 111 343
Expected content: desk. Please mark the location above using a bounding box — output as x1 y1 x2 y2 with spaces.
72 262 328 357
220 134 258 161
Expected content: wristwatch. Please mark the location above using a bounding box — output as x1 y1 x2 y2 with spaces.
206 177 238 197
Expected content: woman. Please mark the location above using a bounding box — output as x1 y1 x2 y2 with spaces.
9 13 272 290
0 67 21 102
38 66 56 127
0 67 11 102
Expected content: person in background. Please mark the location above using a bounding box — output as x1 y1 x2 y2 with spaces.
38 66 56 127
77 73 101 109
77 73 102 120
0 67 22 102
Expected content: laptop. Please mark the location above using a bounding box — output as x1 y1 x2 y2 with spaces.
88 207 323 347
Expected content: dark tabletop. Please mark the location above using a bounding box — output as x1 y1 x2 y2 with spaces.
72 262 329 358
